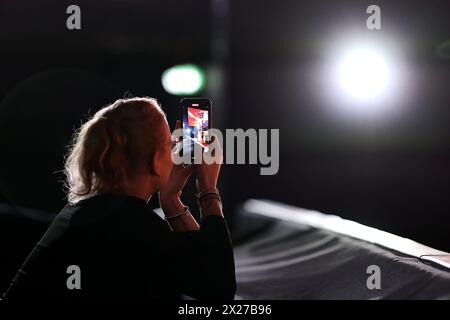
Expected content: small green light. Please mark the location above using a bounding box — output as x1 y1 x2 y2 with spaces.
161 64 205 95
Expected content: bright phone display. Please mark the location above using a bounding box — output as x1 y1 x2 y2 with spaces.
180 98 212 159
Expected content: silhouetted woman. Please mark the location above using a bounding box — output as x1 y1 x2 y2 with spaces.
2 97 236 300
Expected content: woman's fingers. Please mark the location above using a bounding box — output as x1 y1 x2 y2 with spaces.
172 161 194 180
203 133 223 163
171 120 183 155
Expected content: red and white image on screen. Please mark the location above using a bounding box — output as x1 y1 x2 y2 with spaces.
188 107 209 147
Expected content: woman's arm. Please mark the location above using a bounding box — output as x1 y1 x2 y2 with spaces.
161 133 235 299
167 196 236 300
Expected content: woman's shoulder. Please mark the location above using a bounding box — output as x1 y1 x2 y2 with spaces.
59 194 168 230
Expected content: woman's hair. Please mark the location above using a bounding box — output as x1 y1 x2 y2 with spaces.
64 97 166 204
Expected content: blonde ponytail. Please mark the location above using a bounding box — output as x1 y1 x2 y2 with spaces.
64 97 166 204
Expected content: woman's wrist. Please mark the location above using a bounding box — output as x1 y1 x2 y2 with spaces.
162 198 201 232
160 195 185 217
198 193 223 218
197 180 217 194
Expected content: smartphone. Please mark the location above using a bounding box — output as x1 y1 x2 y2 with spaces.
180 98 212 161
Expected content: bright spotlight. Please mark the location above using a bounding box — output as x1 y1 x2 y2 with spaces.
322 38 404 120
337 48 390 101
161 64 205 95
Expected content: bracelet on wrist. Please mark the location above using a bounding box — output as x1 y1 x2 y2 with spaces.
196 188 220 201
198 193 222 204
165 205 190 221
196 189 223 212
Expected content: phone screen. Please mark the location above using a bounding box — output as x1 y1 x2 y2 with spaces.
181 99 211 159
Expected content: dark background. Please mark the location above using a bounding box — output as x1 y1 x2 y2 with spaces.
0 0 449 251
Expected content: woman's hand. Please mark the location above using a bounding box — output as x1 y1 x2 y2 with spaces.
159 121 193 216
159 161 201 231
195 135 223 193
194 135 224 218
159 163 193 213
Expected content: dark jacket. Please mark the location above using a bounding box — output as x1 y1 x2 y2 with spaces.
2 194 236 300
